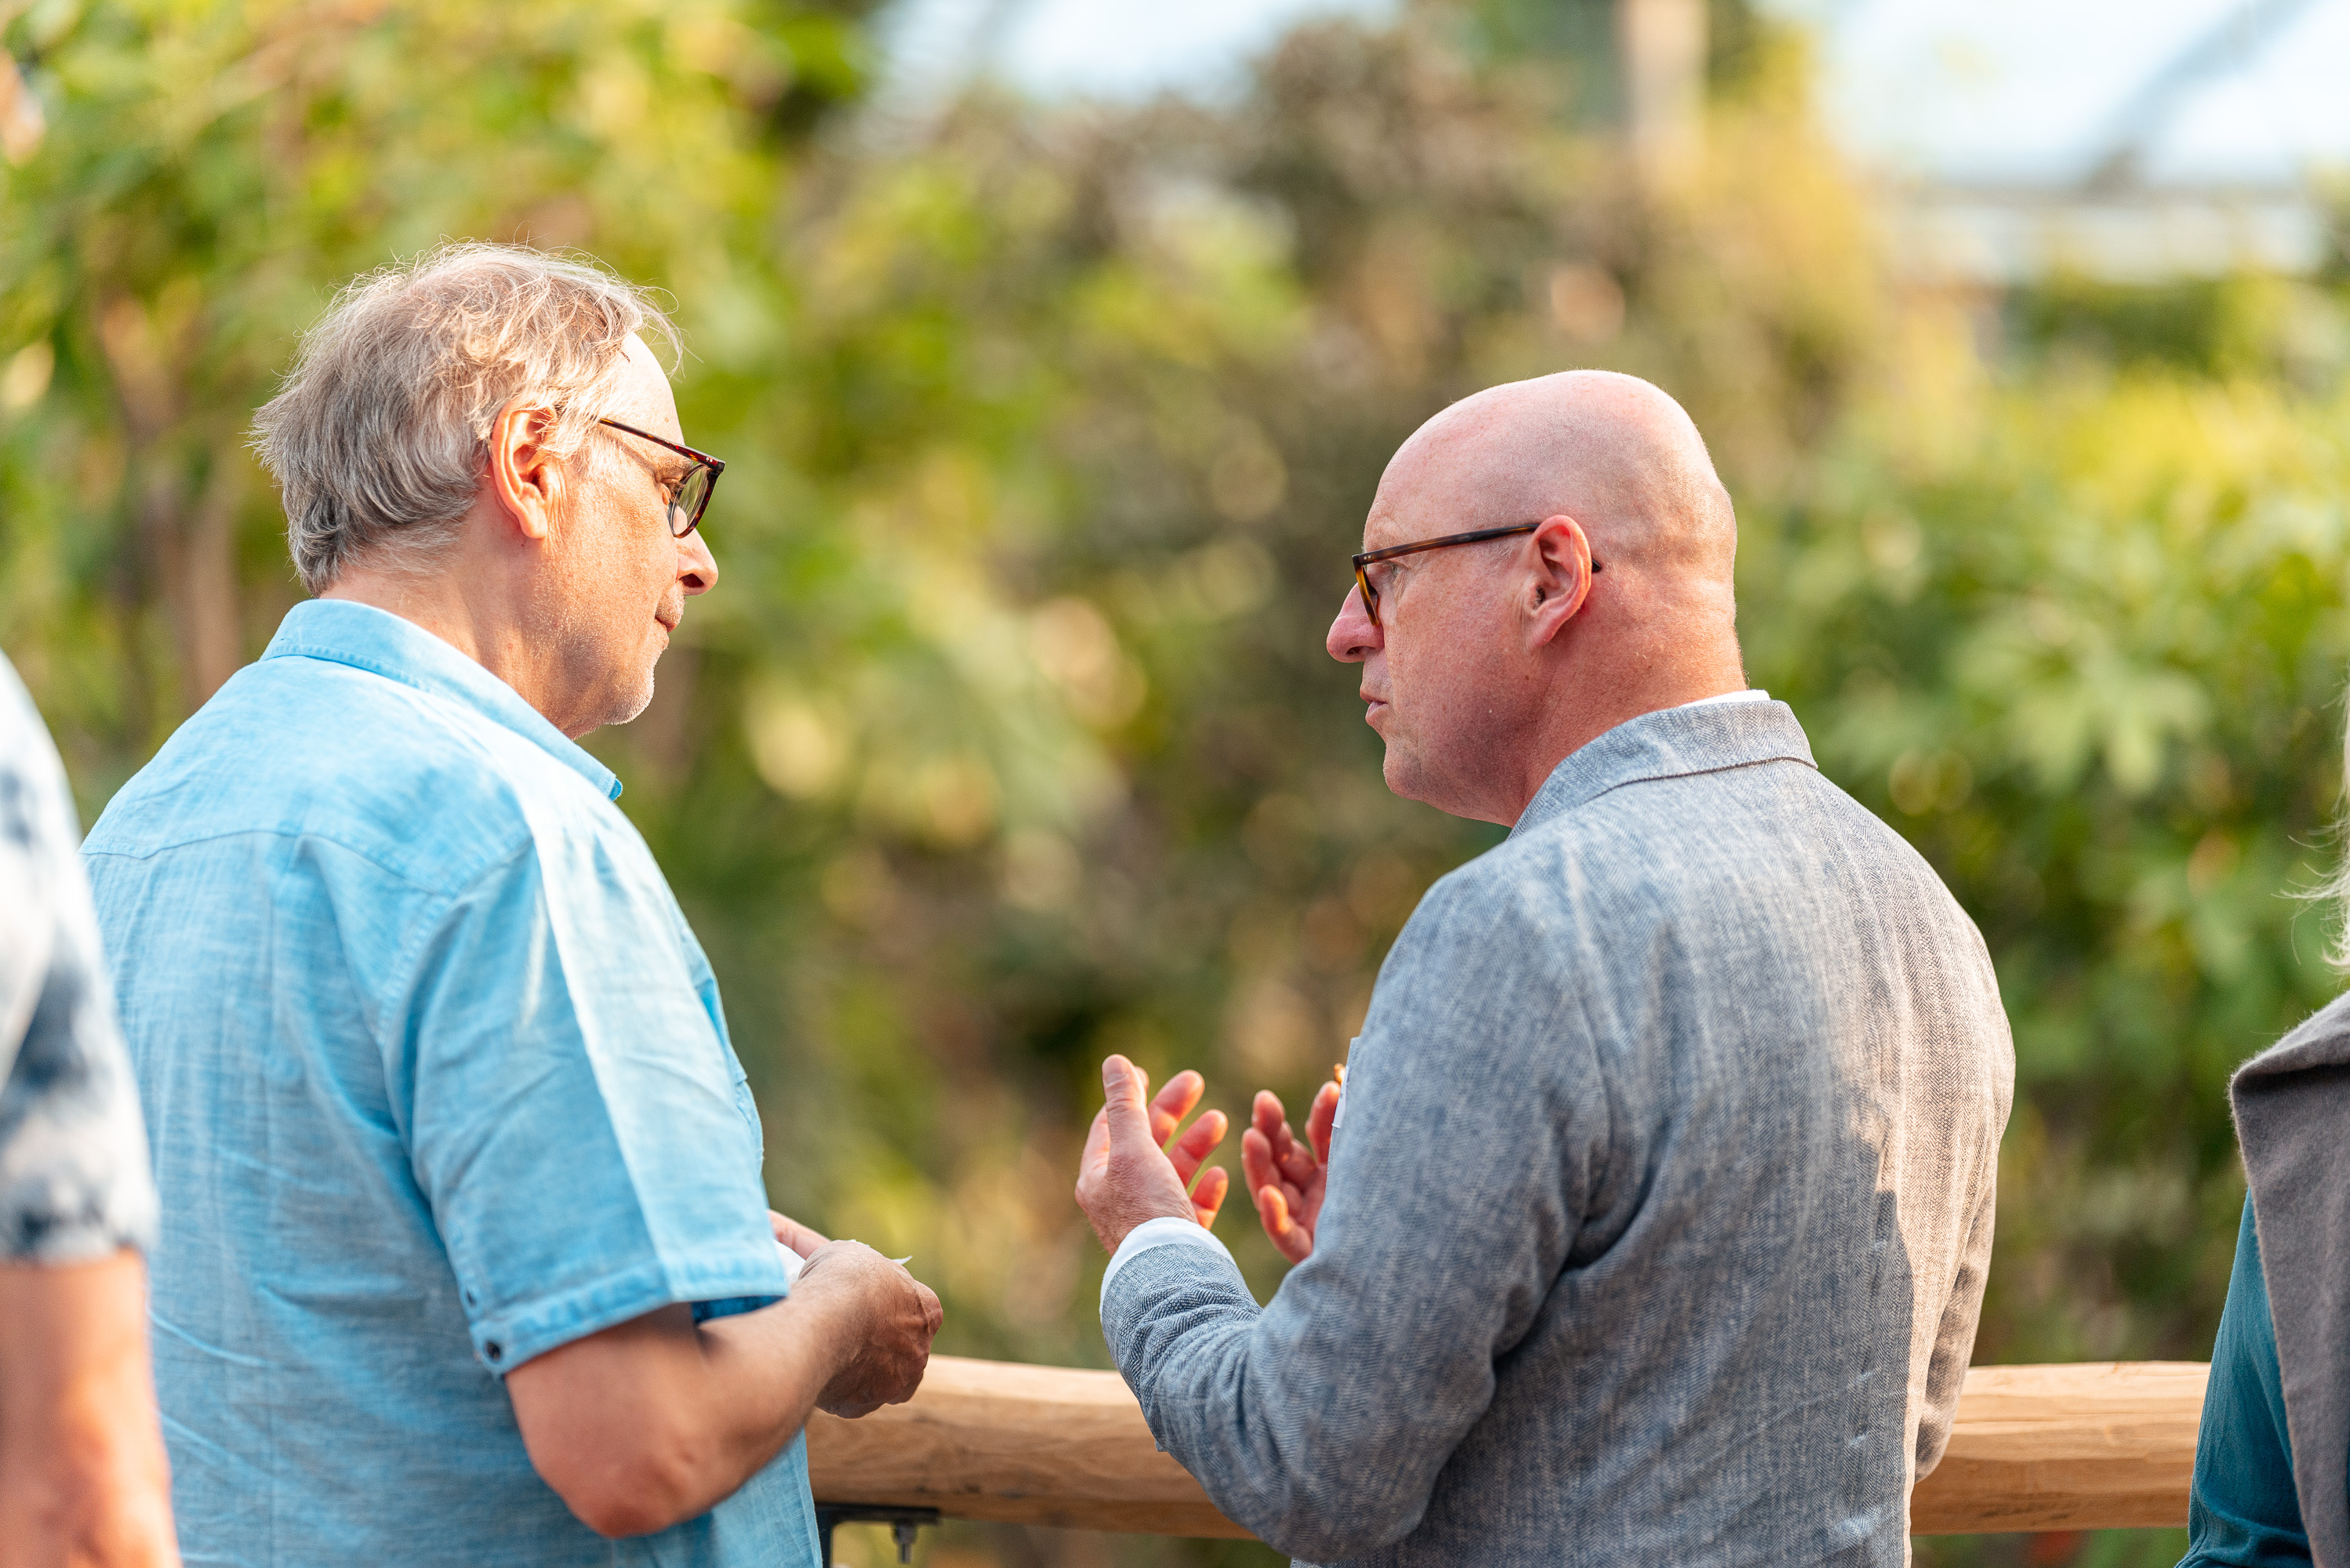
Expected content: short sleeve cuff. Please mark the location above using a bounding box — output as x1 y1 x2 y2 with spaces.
1100 1216 1233 1307
474 1247 793 1374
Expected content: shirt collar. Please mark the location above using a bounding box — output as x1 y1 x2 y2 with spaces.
260 599 623 801
1508 697 1815 840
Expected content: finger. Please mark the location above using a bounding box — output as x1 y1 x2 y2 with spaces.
1268 1112 1297 1162
1251 1089 1287 1142
769 1210 832 1258
1255 1183 1310 1264
1150 1069 1205 1146
1074 1105 1113 1212
1255 1095 1296 1166
1306 1080 1340 1167
1099 1055 1151 1149
1274 1127 1317 1187
1081 1104 1111 1168
1168 1108 1228 1186
1256 1181 1288 1240
1190 1165 1229 1229
1240 1124 1277 1197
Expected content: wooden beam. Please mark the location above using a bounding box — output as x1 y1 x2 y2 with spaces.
1911 1361 2207 1534
807 1357 2208 1540
808 1356 1250 1537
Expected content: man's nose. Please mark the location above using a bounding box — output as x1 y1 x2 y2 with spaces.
1327 583 1381 663
678 528 719 596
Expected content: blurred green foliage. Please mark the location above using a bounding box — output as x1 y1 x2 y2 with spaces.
6 2 2348 1565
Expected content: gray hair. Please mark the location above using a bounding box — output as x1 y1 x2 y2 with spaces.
252 242 679 592
2316 697 2350 971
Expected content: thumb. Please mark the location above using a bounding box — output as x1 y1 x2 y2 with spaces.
1101 1054 1149 1144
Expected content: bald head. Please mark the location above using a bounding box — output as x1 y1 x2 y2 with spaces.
1373 370 1736 591
1332 371 1750 826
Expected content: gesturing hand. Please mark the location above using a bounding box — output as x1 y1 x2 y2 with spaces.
1241 1080 1339 1263
1073 1054 1229 1254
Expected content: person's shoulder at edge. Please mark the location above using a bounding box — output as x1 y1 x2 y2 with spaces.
82 632 597 897
2240 986 2350 1081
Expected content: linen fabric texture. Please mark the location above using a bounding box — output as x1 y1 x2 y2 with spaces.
83 600 814 1568
2214 993 2350 1568
1102 700 2016 1567
0 653 158 1263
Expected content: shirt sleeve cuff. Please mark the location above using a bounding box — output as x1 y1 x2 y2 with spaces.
1100 1215 1234 1307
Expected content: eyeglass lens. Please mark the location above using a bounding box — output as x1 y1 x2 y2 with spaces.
670 465 712 536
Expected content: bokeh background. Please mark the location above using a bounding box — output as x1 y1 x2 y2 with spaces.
6 0 2348 1563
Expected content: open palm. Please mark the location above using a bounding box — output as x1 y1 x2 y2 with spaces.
1241 1080 1339 1264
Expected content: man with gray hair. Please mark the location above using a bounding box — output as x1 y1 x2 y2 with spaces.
1075 371 2014 1565
84 243 940 1567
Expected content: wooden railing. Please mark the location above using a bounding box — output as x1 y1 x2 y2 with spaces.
808 1357 2208 1538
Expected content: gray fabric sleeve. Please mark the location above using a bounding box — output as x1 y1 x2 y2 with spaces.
1914 1139 1996 1477
1101 873 1601 1562
0 658 157 1263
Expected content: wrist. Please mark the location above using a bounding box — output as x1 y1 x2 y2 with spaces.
1099 1215 1235 1303
777 1254 874 1383
1113 1196 1198 1250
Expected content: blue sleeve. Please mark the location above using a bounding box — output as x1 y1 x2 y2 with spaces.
2181 1201 2309 1567
394 825 787 1374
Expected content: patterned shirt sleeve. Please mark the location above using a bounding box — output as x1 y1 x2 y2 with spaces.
0 654 157 1263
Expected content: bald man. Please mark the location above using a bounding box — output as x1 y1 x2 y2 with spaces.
1073 372 2015 1566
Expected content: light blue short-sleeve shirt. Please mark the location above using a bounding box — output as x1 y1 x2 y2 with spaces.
83 600 816 1568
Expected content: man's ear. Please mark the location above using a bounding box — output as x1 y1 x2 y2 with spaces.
482 400 567 544
1524 514 1594 647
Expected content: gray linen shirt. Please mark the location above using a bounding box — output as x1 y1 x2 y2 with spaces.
1102 700 2014 1566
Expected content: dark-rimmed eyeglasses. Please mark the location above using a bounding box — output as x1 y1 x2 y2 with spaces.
597 417 725 539
1351 523 1601 629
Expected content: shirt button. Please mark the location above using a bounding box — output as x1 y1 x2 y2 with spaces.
485 1342 503 1362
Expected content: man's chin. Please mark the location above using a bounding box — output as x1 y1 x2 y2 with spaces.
1379 740 1473 818
616 670 659 725
579 668 659 735
1379 742 1422 803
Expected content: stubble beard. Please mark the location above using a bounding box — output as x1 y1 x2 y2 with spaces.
599 634 663 729
592 579 679 731
608 669 659 728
